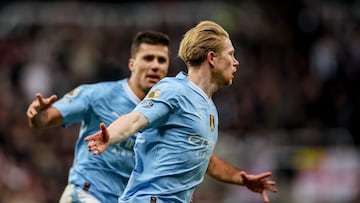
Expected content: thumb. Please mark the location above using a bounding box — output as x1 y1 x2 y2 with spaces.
84 132 99 142
240 171 248 180
100 123 109 142
100 123 107 131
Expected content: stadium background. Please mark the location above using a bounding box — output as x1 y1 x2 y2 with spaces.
0 0 359 202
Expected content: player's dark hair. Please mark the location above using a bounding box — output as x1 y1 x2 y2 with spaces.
131 31 170 58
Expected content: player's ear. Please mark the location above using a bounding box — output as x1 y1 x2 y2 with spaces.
207 51 216 68
128 58 135 72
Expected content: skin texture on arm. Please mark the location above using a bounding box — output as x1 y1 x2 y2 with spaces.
85 111 148 155
207 155 277 203
206 155 244 185
26 93 64 129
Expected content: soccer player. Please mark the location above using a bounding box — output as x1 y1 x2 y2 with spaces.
26 31 171 203
85 20 277 203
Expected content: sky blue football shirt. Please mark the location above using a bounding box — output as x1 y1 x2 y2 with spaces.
119 72 219 203
53 79 139 203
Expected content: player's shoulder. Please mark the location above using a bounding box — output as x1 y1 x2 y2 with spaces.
92 78 126 87
155 77 183 92
83 79 126 90
159 73 186 86
151 77 187 99
74 79 127 97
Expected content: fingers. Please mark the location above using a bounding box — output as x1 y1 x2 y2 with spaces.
92 150 100 155
86 137 100 154
84 124 107 155
36 93 57 106
265 186 278 193
87 140 100 155
48 94 58 104
264 180 276 185
261 177 277 193
84 123 106 142
243 171 273 183
27 93 57 119
27 99 41 118
35 92 43 100
256 172 272 180
84 134 97 142
241 171 277 203
242 171 278 192
27 105 38 117
261 191 269 203
35 93 45 106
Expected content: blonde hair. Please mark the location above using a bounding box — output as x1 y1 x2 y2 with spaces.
178 21 229 67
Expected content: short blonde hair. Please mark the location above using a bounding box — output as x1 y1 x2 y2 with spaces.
178 21 229 67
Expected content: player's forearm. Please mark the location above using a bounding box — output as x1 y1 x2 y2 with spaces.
207 155 244 185
108 111 148 144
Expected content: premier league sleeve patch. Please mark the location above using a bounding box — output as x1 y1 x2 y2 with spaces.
61 86 82 104
67 86 82 97
147 88 161 99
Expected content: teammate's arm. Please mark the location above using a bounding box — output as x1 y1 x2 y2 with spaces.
206 155 277 203
85 111 148 155
27 93 64 129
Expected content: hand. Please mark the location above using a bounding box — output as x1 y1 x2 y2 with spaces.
84 123 110 155
241 171 277 203
27 93 57 118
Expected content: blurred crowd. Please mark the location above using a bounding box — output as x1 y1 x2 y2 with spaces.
0 1 359 203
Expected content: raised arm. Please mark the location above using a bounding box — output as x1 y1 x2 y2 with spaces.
26 92 63 129
85 111 148 155
207 155 277 203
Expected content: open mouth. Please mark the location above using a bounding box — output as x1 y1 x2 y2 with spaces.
146 75 161 83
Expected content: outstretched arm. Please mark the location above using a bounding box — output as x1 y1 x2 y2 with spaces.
85 111 148 155
206 155 277 203
26 93 63 129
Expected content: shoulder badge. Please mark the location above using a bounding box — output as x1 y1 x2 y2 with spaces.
68 86 81 96
147 88 161 99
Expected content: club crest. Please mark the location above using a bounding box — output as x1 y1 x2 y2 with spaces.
209 114 215 132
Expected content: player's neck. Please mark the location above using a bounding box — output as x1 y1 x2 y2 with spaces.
187 67 217 98
127 79 146 100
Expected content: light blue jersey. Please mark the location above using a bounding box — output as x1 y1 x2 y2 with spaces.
53 79 139 203
119 72 219 203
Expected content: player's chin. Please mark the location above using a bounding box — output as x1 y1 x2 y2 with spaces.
145 81 158 89
224 78 233 86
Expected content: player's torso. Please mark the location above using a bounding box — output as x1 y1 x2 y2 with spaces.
55 80 139 200
129 78 219 195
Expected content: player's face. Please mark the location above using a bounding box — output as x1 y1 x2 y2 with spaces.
213 38 239 87
129 43 169 92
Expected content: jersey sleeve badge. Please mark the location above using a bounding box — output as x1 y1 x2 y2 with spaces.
147 88 161 99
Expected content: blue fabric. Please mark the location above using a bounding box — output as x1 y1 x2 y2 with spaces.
53 79 139 203
120 72 219 203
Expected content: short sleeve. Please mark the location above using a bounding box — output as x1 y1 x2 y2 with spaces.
52 85 92 127
134 79 182 128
